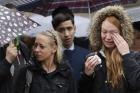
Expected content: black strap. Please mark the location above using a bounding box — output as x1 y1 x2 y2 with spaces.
24 69 33 93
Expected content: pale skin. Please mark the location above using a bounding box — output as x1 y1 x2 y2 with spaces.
112 33 130 55
84 55 101 76
33 34 57 73
6 42 18 63
84 19 130 76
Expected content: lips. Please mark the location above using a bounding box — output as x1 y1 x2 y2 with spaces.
107 42 113 44
65 38 71 42
34 53 41 58
105 41 114 45
35 55 41 58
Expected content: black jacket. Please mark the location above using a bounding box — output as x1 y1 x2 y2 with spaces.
79 51 140 93
14 60 78 93
0 59 12 93
0 41 30 93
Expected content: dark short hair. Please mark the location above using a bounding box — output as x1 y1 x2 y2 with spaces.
51 6 74 29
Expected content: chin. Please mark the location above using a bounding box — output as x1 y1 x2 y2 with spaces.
36 58 43 61
64 44 71 48
105 45 115 49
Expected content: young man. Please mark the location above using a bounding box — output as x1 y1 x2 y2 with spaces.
51 6 90 81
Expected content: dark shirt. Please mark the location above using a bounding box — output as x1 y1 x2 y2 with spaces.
63 45 90 81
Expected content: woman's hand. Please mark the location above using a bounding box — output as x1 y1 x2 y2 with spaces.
84 55 101 76
112 33 130 55
6 42 18 63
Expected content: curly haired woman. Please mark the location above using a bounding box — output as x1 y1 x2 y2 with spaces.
79 5 140 93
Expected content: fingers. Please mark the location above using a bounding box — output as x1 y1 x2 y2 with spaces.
8 41 17 52
112 33 123 45
85 56 98 69
9 41 15 48
111 33 118 45
111 33 130 55
112 33 127 44
6 41 18 63
84 55 101 76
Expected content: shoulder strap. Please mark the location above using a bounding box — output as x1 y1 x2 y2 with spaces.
24 69 33 93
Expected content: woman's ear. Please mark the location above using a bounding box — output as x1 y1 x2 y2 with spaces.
52 45 57 54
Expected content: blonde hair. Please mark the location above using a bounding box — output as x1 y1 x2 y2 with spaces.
39 30 63 64
105 47 123 88
89 5 134 88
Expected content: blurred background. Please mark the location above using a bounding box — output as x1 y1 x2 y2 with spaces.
0 0 140 51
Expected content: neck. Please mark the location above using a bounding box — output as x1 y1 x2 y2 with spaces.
41 56 56 73
64 43 74 50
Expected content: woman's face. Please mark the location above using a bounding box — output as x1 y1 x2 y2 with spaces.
33 34 56 62
101 18 120 49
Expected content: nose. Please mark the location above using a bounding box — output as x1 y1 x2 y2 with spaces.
106 33 112 40
34 46 40 52
64 30 69 36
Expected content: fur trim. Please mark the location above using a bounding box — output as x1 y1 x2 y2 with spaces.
89 5 134 51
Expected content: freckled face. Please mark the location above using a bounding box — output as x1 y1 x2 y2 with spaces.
101 19 120 49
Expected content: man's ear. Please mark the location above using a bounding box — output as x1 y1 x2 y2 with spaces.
74 25 76 32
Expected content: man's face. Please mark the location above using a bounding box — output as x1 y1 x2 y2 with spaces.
55 20 76 48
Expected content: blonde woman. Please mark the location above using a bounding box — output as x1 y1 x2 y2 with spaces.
14 30 77 93
79 5 140 93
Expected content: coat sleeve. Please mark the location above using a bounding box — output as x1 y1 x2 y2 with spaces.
78 72 94 93
123 52 140 89
0 59 12 83
13 67 27 93
68 72 78 93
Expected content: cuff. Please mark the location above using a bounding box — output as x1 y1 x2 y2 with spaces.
2 59 12 67
80 72 95 80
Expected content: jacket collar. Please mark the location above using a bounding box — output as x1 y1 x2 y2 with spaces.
29 59 71 78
